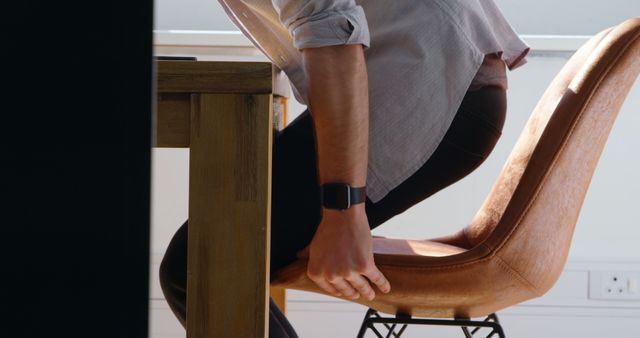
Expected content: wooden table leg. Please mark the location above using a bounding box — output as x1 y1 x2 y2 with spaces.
186 93 273 338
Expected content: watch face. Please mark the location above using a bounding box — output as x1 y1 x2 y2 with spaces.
322 183 351 210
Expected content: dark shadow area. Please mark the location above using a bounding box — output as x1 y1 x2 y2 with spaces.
0 1 153 337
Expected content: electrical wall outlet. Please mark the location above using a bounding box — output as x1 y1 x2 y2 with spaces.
589 270 640 300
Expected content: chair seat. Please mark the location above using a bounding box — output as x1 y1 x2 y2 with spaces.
371 237 466 257
270 236 529 319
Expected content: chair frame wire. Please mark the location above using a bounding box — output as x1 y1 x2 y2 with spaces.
356 308 505 338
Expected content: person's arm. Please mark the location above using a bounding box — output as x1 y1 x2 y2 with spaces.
271 0 390 300
302 44 390 301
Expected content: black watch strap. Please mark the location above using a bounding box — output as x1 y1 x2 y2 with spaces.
319 183 367 210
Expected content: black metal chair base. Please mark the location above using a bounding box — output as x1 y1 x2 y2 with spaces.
356 308 505 338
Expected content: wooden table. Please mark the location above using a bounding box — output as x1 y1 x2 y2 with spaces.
155 60 289 338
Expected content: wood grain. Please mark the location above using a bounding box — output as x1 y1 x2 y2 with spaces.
158 61 290 97
155 60 292 335
270 95 288 314
155 94 287 148
186 93 273 338
155 93 191 147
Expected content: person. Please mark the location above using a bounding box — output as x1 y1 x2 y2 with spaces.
159 0 530 337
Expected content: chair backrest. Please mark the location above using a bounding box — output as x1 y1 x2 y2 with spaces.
464 18 640 295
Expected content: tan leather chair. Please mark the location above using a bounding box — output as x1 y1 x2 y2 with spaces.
271 17 640 337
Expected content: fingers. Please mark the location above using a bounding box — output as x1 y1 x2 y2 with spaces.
329 278 360 299
345 273 375 301
306 258 391 300
363 265 391 294
310 269 390 301
311 277 343 297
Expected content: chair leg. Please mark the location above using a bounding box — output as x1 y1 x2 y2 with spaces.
356 308 505 338
356 309 408 338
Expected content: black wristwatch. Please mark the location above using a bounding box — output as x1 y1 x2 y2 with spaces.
319 183 366 210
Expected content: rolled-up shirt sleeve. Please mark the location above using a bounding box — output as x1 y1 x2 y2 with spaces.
271 0 370 50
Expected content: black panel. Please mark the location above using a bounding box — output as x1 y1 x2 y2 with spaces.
0 1 153 337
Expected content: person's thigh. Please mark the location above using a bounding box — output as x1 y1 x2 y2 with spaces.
365 85 507 229
270 85 507 267
270 109 323 272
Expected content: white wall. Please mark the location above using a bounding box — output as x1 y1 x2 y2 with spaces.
151 48 640 259
154 0 640 35
154 0 233 30
372 52 640 261
151 2 640 337
493 0 640 35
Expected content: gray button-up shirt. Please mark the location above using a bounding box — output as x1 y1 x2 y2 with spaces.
217 0 530 202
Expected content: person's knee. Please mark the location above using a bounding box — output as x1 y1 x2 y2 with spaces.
159 253 184 298
159 252 187 327
159 220 189 328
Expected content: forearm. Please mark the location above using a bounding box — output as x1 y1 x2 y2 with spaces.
300 44 390 300
303 44 369 216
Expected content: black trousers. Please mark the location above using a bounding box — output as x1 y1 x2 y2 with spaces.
159 85 507 338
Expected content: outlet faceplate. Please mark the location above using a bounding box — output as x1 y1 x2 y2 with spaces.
589 270 640 300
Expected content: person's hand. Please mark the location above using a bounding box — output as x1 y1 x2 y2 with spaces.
297 205 391 301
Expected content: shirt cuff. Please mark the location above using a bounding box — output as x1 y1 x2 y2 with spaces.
290 5 370 51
